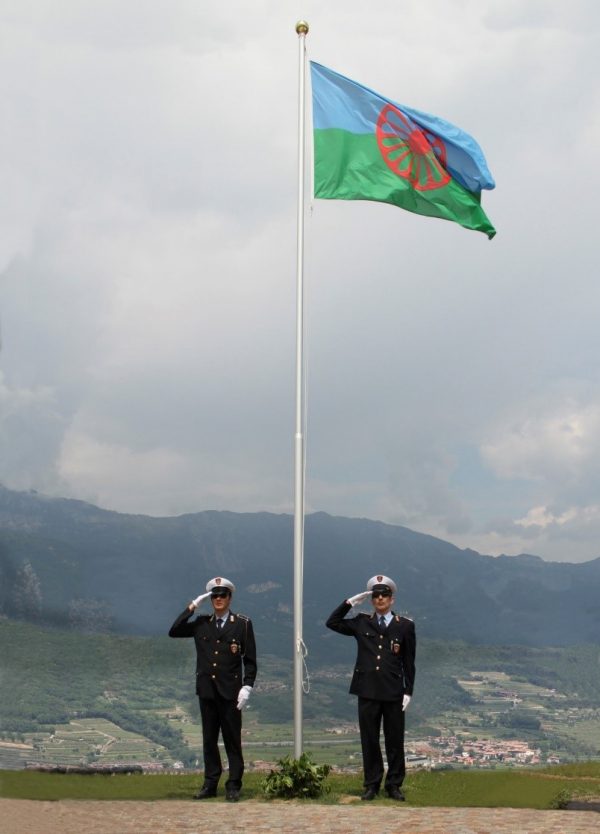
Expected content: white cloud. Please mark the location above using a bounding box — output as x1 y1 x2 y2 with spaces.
58 428 292 516
481 398 600 487
515 505 579 529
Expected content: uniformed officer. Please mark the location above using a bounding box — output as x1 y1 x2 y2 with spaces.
168 576 257 801
326 574 416 801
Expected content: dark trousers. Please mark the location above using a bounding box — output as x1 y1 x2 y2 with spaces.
199 696 244 790
358 696 406 791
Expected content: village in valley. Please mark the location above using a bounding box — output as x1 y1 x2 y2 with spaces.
322 724 550 770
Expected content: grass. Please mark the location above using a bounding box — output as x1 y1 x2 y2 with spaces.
0 771 205 801
402 769 598 809
2 764 600 807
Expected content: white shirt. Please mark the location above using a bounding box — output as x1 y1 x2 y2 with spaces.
378 611 393 627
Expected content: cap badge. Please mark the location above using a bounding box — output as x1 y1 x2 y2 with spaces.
377 575 383 582
215 577 222 585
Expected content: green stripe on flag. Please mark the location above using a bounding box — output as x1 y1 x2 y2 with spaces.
314 128 496 238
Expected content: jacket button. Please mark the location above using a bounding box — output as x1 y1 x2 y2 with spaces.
213 663 217 667
377 655 381 660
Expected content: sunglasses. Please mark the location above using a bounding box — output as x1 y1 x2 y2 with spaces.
372 591 392 598
211 590 231 599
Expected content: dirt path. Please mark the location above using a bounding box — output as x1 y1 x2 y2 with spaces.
2 798 599 834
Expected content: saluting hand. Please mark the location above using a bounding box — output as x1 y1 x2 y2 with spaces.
190 591 212 610
347 591 371 607
402 695 411 711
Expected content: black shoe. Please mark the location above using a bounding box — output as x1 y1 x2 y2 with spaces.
361 787 378 801
193 786 217 800
386 787 405 801
225 789 240 802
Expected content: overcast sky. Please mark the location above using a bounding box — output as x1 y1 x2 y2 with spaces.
1 0 599 563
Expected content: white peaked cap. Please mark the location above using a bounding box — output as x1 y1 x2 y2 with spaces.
206 576 236 593
366 574 397 595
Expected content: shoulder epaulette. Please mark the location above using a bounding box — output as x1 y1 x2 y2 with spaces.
393 613 414 623
236 613 250 621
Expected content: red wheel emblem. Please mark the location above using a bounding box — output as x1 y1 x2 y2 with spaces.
376 104 450 192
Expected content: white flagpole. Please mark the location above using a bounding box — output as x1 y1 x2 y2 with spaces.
293 19 308 759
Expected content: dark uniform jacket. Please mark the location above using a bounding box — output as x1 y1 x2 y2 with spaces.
169 608 257 700
326 601 416 701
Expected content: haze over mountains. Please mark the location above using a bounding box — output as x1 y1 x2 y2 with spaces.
1 484 599 661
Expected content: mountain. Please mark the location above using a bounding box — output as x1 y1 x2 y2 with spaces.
1 484 600 660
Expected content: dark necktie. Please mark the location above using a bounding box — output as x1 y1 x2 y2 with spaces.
217 618 224 629
379 616 386 630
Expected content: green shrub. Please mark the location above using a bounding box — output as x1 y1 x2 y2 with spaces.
549 789 571 810
261 753 331 799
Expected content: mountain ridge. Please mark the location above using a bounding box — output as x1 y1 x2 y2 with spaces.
1 484 599 656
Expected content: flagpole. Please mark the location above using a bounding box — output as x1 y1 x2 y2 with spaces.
293 19 308 759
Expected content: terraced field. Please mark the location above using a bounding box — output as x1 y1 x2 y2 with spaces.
3 719 169 769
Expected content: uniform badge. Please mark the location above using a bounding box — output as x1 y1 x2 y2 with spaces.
230 642 239 655
391 640 401 655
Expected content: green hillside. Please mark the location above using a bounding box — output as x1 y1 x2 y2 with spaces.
2 619 600 770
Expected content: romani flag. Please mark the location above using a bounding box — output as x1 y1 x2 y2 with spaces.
310 62 496 239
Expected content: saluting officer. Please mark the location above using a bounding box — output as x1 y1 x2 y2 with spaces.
326 575 416 801
169 576 257 802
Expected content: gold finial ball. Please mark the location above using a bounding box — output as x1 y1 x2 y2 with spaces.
295 20 309 35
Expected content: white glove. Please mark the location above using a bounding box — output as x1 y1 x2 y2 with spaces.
347 591 371 607
237 685 252 711
191 591 211 608
402 694 411 711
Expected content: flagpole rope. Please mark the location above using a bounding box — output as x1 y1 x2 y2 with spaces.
301 279 309 696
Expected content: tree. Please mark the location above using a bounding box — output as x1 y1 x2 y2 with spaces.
13 561 42 620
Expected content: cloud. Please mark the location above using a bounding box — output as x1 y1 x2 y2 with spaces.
515 505 579 529
483 0 600 33
0 371 65 491
1 0 600 562
58 428 292 516
481 395 600 490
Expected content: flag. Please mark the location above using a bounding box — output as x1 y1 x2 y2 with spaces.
310 62 496 239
